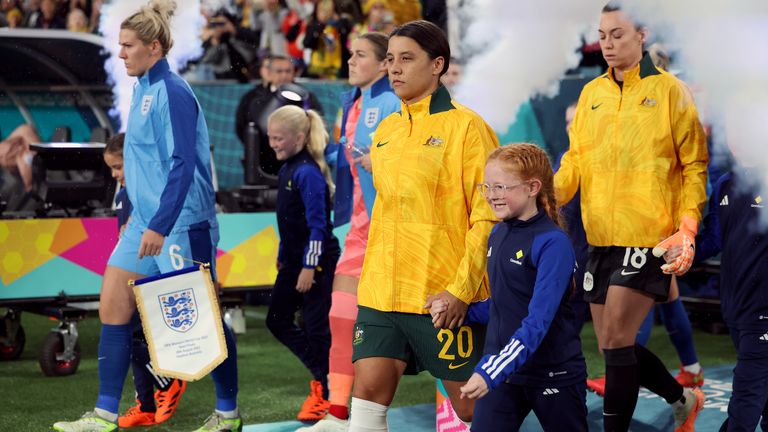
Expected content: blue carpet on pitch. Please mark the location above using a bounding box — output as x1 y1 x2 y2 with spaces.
245 364 733 431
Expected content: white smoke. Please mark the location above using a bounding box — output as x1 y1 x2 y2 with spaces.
455 0 605 131
458 0 768 226
620 0 768 225
100 0 206 131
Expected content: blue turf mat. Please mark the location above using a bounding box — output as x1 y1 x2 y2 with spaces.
246 364 735 431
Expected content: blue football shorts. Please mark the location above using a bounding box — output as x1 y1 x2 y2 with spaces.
107 219 219 279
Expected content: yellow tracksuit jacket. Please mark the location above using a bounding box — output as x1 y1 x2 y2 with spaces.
555 54 709 247
358 85 499 313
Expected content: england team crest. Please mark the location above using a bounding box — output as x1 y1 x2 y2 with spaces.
141 95 153 115
159 288 198 332
364 108 379 128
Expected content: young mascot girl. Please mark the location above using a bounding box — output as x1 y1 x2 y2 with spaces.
266 105 340 422
433 144 588 431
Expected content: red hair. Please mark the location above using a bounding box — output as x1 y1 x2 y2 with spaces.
487 143 563 228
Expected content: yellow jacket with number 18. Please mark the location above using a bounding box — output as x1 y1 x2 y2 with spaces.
555 53 709 247
358 85 499 314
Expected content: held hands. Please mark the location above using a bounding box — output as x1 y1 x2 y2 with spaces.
460 373 489 400
652 216 698 276
296 267 316 293
138 229 165 258
428 299 449 325
424 290 467 330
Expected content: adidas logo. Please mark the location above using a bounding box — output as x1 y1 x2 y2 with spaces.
720 195 729 206
760 333 768 341
542 388 560 395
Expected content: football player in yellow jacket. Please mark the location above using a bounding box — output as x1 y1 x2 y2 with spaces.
348 21 498 432
554 5 707 432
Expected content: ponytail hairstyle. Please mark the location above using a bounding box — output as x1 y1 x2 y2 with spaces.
486 143 564 229
121 0 176 56
268 105 335 195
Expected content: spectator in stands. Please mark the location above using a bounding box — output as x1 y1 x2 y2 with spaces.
88 0 100 33
66 7 87 32
257 0 290 57
0 124 39 211
0 0 23 27
200 9 259 82
65 0 98 25
4 6 21 26
303 0 346 79
234 55 323 177
280 0 311 73
388 0 422 25
349 0 395 45
29 0 65 29
22 0 42 27
235 55 277 146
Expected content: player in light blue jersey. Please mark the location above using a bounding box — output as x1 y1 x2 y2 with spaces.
53 1 240 431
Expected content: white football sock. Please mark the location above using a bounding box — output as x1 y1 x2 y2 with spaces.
348 397 388 431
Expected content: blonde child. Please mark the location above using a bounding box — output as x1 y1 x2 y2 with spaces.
266 105 340 420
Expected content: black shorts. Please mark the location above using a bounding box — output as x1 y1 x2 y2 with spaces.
582 246 671 304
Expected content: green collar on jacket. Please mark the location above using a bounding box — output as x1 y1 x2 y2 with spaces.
401 84 455 119
606 51 661 86
429 84 455 115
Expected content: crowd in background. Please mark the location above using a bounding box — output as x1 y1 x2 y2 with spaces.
0 0 454 83
0 0 102 33
194 0 451 82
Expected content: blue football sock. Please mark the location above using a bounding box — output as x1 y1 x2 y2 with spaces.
96 324 132 415
636 307 655 346
211 320 239 412
660 298 698 366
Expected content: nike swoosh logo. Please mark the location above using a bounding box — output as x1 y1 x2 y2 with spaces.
448 361 470 370
620 269 640 276
375 140 389 148
591 103 602 110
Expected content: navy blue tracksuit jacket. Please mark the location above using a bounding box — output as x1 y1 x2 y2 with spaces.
268 148 339 392
696 169 768 330
696 168 768 432
471 211 586 389
276 149 340 268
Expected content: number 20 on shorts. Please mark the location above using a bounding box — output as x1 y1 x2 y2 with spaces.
437 327 473 368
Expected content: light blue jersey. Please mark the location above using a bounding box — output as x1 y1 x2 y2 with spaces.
124 58 216 235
